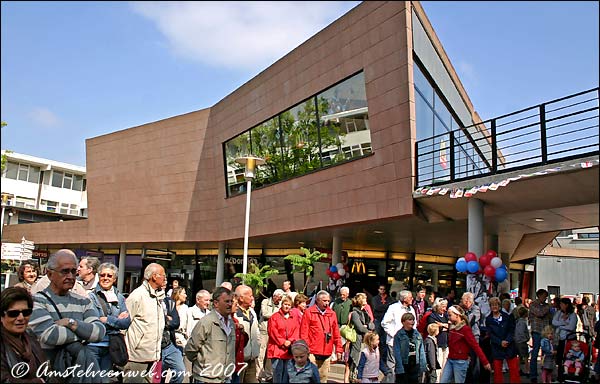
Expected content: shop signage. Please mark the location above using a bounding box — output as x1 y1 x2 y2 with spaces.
225 257 259 265
351 259 366 274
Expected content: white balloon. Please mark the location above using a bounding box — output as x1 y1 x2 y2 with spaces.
338 268 346 276
490 257 503 268
336 262 344 270
457 257 466 263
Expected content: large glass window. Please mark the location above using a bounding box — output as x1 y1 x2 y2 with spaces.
3 162 40 184
224 71 371 197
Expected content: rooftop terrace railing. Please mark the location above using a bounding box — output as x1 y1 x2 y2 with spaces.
415 87 599 187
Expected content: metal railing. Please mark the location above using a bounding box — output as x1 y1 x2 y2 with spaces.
415 87 599 187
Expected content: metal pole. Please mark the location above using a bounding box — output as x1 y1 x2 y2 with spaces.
242 179 252 275
0 204 5 240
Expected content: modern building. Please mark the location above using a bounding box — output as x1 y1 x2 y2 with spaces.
3 1 598 297
1 150 87 225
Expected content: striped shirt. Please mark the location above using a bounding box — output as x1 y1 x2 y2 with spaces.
29 287 106 350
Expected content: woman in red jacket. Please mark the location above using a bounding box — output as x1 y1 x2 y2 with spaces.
267 295 300 383
440 305 491 383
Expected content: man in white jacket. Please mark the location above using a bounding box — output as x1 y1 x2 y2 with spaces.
381 289 415 382
234 284 261 383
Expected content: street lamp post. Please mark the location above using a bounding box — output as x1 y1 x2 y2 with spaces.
235 155 265 275
1 192 14 241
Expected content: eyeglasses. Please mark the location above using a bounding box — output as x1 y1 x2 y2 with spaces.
99 273 114 278
4 309 33 318
52 268 78 276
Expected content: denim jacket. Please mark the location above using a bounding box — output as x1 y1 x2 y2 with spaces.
393 328 427 374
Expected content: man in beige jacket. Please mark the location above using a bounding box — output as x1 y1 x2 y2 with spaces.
123 263 166 383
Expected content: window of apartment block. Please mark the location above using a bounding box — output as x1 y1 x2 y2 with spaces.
62 173 73 189
15 196 36 209
3 162 40 184
52 170 63 187
73 175 84 191
41 199 58 213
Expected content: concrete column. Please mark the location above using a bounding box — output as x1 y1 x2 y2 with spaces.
468 198 484 257
216 242 226 286
332 235 342 266
432 267 439 292
117 244 126 292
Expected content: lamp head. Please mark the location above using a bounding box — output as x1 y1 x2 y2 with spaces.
235 155 265 180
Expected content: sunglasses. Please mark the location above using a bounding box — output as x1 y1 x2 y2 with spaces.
4 309 33 318
99 273 114 278
53 268 78 276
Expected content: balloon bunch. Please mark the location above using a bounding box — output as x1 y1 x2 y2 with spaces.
455 250 508 282
326 262 350 280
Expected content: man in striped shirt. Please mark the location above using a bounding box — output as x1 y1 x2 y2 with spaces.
29 249 106 368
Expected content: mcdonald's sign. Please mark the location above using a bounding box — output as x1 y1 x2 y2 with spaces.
351 260 366 274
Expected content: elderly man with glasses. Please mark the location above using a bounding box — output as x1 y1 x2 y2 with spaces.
29 249 106 375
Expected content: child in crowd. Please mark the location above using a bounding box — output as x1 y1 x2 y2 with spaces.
563 340 585 376
423 323 440 384
393 313 426 384
286 340 320 383
540 325 556 383
514 306 531 377
357 331 389 383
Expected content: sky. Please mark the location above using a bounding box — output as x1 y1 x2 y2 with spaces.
1 1 598 167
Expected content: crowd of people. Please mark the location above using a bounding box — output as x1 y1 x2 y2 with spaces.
1 252 600 384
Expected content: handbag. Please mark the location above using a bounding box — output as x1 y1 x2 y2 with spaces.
340 317 357 343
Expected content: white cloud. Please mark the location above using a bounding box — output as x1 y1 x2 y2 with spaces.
28 107 61 128
456 60 478 87
131 1 360 71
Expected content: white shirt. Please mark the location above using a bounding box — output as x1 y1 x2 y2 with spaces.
216 311 233 336
186 305 210 336
381 302 416 346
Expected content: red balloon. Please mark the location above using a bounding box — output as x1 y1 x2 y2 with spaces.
326 269 332 277
479 255 491 268
485 250 498 259
332 272 340 280
484 265 496 278
464 252 477 262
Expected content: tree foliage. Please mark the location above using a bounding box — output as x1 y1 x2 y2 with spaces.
284 247 328 293
235 263 279 298
1 121 10 172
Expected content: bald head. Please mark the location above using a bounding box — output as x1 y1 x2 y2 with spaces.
235 284 254 310
220 281 233 291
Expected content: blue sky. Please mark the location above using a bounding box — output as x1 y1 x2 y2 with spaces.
1 1 598 167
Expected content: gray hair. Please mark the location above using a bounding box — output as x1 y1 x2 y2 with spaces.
340 286 350 294
47 249 78 271
398 290 412 303
316 290 330 300
196 289 210 299
98 262 118 277
143 263 163 281
81 256 101 274
462 292 474 302
273 289 285 298
433 297 448 313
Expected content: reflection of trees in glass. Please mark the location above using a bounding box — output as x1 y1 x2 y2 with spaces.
251 118 283 187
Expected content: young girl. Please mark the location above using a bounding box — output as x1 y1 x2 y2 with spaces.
563 340 585 376
423 323 440 384
286 340 320 383
440 305 491 383
540 325 556 383
357 331 389 383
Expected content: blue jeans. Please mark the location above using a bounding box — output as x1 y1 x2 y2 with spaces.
162 343 186 384
88 345 111 383
529 331 542 380
440 359 469 383
271 358 289 383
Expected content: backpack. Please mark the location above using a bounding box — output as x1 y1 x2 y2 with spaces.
417 309 433 339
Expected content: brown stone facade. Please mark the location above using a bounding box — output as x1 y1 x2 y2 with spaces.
2 1 476 248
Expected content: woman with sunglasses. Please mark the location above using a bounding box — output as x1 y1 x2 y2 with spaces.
1 287 47 383
88 262 131 377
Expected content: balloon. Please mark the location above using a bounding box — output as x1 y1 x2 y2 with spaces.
484 265 496 278
336 262 344 271
344 264 350 272
329 266 338 273
485 250 498 259
455 259 468 273
490 257 503 269
498 264 507 270
479 255 490 268
464 252 477 262
467 260 479 274
332 272 340 280
495 267 508 282
338 268 346 276
326 269 332 277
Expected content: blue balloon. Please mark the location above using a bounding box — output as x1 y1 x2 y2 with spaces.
329 265 338 273
455 260 468 273
467 261 479 274
498 264 507 270
495 267 508 282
